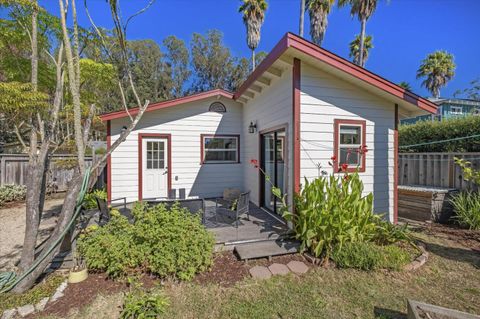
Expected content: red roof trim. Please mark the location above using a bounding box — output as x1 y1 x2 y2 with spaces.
100 89 234 122
235 32 437 114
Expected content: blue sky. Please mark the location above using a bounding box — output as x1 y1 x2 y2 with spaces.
38 0 480 99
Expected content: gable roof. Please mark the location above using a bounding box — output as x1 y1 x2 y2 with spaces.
99 89 233 121
100 32 437 122
235 32 437 114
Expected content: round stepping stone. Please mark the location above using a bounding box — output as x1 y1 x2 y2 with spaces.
287 261 309 274
249 266 272 280
268 263 290 276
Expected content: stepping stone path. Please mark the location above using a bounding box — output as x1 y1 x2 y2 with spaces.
249 261 309 279
287 261 309 274
249 266 272 279
268 263 290 276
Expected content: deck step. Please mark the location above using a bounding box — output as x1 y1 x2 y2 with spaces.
234 239 301 261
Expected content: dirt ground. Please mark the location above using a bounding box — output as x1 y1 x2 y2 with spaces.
0 197 65 271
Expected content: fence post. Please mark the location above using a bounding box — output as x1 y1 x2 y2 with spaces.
0 155 5 186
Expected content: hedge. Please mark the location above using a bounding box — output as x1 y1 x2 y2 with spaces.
399 116 480 153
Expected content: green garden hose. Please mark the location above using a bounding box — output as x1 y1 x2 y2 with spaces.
0 168 91 293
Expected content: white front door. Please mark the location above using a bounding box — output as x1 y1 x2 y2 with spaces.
142 138 168 199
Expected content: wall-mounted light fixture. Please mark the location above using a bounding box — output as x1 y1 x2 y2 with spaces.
248 121 257 134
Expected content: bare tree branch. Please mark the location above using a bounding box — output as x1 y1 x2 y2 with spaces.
90 100 149 172
83 103 96 145
118 81 133 121
14 124 28 151
124 0 156 31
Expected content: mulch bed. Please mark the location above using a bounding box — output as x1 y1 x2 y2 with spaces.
32 273 158 318
194 251 312 287
411 222 480 252
32 251 309 317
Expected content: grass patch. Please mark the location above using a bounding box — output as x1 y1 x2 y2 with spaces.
38 232 480 319
331 242 414 271
0 274 64 314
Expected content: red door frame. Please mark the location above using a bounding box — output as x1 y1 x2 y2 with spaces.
138 133 172 200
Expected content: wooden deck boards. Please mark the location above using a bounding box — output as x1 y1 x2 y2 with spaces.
234 239 300 261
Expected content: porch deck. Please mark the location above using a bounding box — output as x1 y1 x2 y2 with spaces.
203 200 289 245
115 199 289 245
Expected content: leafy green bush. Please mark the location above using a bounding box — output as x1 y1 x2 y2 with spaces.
82 188 107 209
0 184 26 206
450 191 480 230
331 242 412 271
284 173 380 258
399 116 480 152
78 212 141 277
120 290 169 319
78 203 215 280
373 221 413 245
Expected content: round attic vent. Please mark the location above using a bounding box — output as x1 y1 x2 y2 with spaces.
209 101 226 113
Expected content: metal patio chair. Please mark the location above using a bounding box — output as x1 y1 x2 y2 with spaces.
214 191 250 228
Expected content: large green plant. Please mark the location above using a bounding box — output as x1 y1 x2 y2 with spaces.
450 191 480 230
284 173 379 259
78 203 215 280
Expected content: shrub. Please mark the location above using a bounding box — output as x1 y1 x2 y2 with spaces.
373 221 413 245
450 191 480 230
399 116 480 152
0 184 26 206
284 173 380 259
331 242 411 271
120 290 169 319
82 188 107 209
78 212 141 277
78 203 215 280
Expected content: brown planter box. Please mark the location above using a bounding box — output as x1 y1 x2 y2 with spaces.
398 185 458 223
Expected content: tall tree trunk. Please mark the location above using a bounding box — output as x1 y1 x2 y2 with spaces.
299 0 305 37
359 18 366 67
18 0 40 272
59 0 86 174
252 49 256 70
13 173 83 293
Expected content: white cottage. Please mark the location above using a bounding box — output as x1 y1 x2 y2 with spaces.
100 33 437 223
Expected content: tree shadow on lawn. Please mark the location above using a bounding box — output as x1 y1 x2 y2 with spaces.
418 240 480 269
374 306 407 319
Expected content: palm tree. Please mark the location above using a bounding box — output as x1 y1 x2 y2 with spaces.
416 51 455 98
338 0 379 66
398 81 412 91
239 0 268 70
299 0 306 37
349 34 372 66
306 0 335 46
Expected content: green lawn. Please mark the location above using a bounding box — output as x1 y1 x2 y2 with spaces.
41 231 480 319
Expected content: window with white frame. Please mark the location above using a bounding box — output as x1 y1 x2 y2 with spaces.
334 119 366 172
202 135 239 163
450 106 463 115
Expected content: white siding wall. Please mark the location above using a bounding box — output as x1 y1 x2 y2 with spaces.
110 97 243 202
242 69 293 206
300 62 396 221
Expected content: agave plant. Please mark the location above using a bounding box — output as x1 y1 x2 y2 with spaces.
239 0 268 70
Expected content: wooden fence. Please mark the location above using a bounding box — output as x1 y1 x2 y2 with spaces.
0 154 106 192
398 152 480 190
